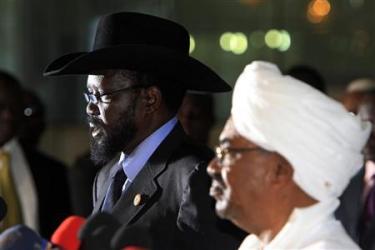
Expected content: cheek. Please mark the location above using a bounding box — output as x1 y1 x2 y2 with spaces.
223 167 252 202
98 104 116 125
224 162 266 199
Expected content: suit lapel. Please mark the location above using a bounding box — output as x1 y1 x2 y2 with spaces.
92 157 120 214
112 123 186 225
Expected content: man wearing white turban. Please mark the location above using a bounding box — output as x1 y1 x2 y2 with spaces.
207 61 371 249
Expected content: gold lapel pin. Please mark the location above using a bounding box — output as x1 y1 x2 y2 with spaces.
133 193 143 206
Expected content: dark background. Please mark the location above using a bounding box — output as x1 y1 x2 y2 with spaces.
0 0 373 163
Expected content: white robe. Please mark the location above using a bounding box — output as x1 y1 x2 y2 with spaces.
239 199 359 250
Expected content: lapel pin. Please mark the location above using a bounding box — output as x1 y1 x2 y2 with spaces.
133 193 143 206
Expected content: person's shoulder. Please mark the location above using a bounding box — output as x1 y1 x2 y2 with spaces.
23 147 67 170
302 220 360 250
302 239 360 250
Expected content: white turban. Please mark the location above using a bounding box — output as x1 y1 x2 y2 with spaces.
231 61 372 201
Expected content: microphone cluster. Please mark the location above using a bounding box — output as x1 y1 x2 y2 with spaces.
0 201 151 250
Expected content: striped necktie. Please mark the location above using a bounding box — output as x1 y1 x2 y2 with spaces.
0 150 23 231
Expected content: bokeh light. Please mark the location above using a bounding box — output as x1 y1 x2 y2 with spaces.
265 29 283 49
230 32 248 54
220 32 233 51
307 0 331 24
189 35 195 54
220 32 248 54
278 30 291 51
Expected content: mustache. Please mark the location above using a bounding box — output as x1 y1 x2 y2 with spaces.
87 116 104 128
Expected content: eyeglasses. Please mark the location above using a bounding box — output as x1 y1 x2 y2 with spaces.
83 85 146 104
215 146 266 166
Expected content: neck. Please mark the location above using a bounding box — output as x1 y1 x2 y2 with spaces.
122 113 175 155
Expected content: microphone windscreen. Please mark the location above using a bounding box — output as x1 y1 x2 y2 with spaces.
0 224 49 250
111 224 152 250
51 216 85 250
0 196 7 222
78 212 121 250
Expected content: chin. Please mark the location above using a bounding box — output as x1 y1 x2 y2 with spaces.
215 200 231 220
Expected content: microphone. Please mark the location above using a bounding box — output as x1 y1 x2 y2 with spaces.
0 196 7 222
78 212 121 250
111 224 151 250
50 216 85 250
0 224 53 250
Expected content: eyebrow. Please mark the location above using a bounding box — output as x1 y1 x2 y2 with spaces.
219 138 231 147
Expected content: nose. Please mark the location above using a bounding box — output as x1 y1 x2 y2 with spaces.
86 101 99 117
207 158 221 178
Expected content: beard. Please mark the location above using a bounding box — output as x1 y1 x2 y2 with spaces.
88 103 137 166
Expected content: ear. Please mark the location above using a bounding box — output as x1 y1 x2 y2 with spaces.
141 86 162 114
266 154 293 188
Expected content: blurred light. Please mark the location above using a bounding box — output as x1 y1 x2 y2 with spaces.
278 30 291 51
307 0 331 23
265 29 283 49
312 0 331 16
220 32 233 51
230 33 248 54
307 11 325 23
249 30 265 48
349 0 364 8
189 35 195 54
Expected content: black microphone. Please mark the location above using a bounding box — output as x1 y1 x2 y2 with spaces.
78 212 121 250
111 224 152 250
0 196 7 221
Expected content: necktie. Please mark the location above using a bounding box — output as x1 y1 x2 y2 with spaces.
102 166 127 212
0 151 23 231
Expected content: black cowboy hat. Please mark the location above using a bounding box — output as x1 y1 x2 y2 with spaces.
43 12 231 92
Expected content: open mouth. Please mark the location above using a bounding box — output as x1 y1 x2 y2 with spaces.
209 180 224 200
89 123 103 138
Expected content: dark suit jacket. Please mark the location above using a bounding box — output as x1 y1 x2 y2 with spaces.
336 168 375 250
22 147 72 238
92 124 243 250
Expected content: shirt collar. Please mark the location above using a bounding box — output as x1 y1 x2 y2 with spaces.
119 117 178 182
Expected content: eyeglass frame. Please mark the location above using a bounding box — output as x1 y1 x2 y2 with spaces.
83 84 147 104
215 145 267 166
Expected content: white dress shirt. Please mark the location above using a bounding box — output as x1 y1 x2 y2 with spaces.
239 199 359 250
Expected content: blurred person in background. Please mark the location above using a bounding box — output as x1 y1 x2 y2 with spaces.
208 61 370 249
0 72 71 238
341 78 375 113
178 92 215 146
336 78 375 250
286 64 327 93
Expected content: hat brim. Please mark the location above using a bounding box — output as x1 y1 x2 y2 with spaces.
44 45 231 92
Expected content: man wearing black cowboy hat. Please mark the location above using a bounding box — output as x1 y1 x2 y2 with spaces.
44 12 242 250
